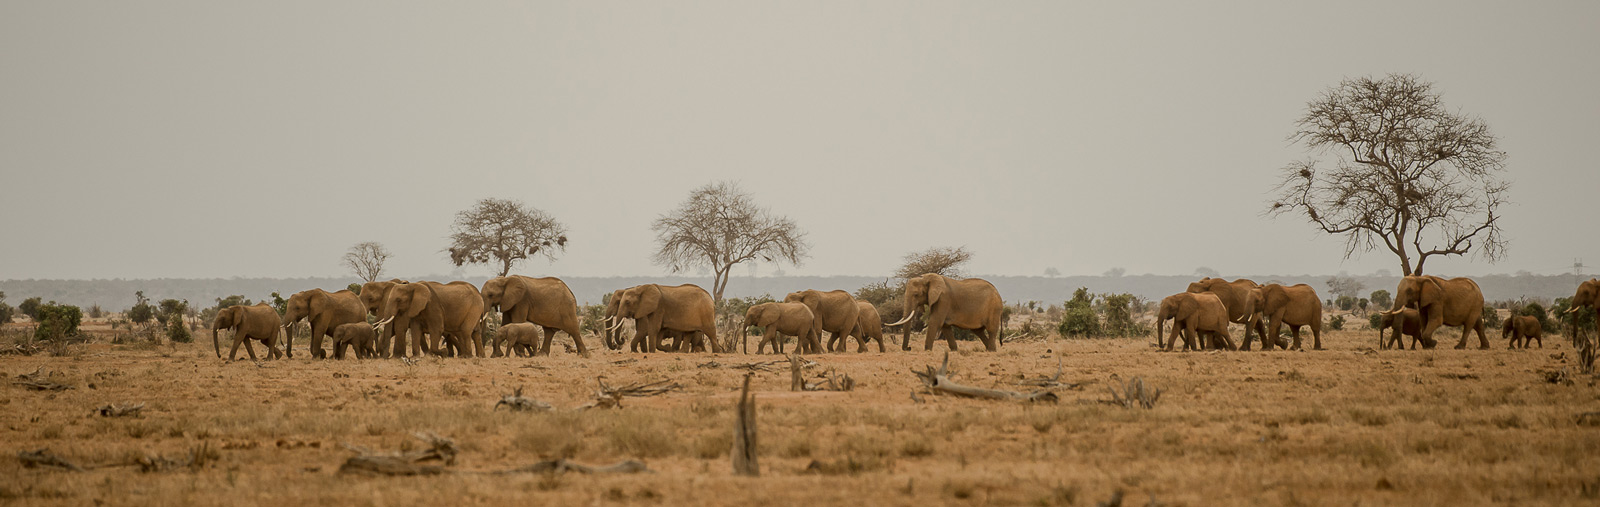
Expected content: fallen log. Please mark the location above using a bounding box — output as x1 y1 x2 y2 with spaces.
494 387 554 412
18 448 85 472
911 352 1058 403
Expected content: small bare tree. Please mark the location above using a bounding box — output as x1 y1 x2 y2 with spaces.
895 246 972 280
1268 74 1509 276
652 182 808 304
1325 274 1365 300
343 242 391 283
448 198 569 277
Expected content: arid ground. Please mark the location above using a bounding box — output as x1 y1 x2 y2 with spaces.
2 327 1598 506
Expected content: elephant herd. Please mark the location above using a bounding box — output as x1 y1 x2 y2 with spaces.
208 274 1600 361
1154 275 1600 352
209 272 1009 361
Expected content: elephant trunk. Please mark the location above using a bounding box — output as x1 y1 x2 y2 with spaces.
212 327 221 358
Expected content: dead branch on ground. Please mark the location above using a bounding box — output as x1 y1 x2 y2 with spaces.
499 459 652 475
338 432 459 475
95 402 145 418
1106 376 1163 409
135 442 217 473
12 366 71 391
910 352 1058 403
577 377 680 411
494 387 554 412
1012 356 1085 389
18 449 85 471
1576 411 1600 426
804 369 855 392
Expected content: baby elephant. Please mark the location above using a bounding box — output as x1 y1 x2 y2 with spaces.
332 323 377 359
741 302 821 354
1501 315 1543 349
499 323 542 357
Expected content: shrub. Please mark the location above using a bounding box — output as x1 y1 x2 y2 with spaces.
1520 302 1558 334
1369 313 1383 330
1369 290 1391 309
33 303 82 341
88 304 104 319
347 283 362 295
0 291 12 323
166 316 193 343
155 299 188 326
856 280 903 324
1328 315 1345 331
19 296 43 320
579 303 607 335
1099 293 1148 337
1335 296 1358 312
127 291 155 327
1481 306 1501 329
1058 307 1100 338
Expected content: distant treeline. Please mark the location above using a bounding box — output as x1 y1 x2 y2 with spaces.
2 274 1589 313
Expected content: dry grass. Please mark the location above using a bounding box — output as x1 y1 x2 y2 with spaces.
0 329 1597 505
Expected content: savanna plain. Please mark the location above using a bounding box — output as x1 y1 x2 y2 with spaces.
3 326 1598 506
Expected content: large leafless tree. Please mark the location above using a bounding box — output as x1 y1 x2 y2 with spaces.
1268 74 1509 276
448 198 568 277
652 182 808 304
895 246 973 280
343 242 392 282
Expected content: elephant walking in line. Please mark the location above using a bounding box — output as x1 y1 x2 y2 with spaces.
213 303 284 361
841 301 886 352
377 281 487 357
886 274 1005 352
1155 292 1233 351
1378 307 1424 350
1379 275 1488 349
481 275 588 357
1187 277 1277 350
1502 315 1544 349
741 302 821 354
602 289 633 350
360 279 420 358
1255 284 1324 350
784 290 858 354
498 322 542 357
1565 279 1600 346
331 322 378 359
281 288 367 359
613 284 722 354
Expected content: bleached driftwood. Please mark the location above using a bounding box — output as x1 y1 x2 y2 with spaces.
576 377 680 411
911 352 1058 403
95 402 145 418
1106 376 1162 409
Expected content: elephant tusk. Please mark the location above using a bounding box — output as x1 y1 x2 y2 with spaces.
886 312 916 327
607 319 626 332
1566 307 1581 314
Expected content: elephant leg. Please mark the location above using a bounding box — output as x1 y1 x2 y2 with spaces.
1288 325 1303 350
1474 321 1490 350
982 325 1000 352
242 339 260 361
308 323 323 359
1216 330 1238 351
566 324 591 357
940 326 958 351
536 326 556 356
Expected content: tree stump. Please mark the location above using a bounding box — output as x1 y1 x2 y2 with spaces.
732 373 759 477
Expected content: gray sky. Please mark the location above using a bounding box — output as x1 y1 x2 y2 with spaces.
2 1 1596 281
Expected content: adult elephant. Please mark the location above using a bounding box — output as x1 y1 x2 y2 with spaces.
1155 292 1233 351
886 274 1004 352
213 303 284 361
481 276 588 357
1378 308 1424 350
1502 315 1543 349
376 281 487 357
1187 278 1274 350
612 284 722 354
1255 284 1324 351
1564 279 1600 346
784 290 859 354
281 288 366 359
602 289 632 350
360 279 418 358
740 302 820 354
842 301 886 353
1378 275 1487 349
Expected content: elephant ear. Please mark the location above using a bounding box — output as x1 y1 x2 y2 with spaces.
308 290 329 316
404 285 433 319
638 285 663 316
803 291 822 311
502 278 530 314
927 275 947 307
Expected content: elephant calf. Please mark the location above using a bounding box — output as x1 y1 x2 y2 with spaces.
1502 315 1543 349
1378 308 1424 350
742 302 821 354
499 323 542 357
332 323 377 359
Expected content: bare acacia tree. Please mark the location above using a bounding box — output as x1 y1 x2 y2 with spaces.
652 182 808 303
895 246 972 280
1268 74 1509 276
448 198 569 277
343 242 392 282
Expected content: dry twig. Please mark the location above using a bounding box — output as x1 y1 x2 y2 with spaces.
1013 356 1085 389
911 352 1058 403
576 377 680 410
12 366 71 391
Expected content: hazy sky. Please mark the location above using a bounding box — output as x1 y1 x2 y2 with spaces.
2 1 1596 281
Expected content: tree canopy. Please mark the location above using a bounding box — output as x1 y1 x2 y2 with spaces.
651 181 808 303
448 198 569 277
1268 74 1509 276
